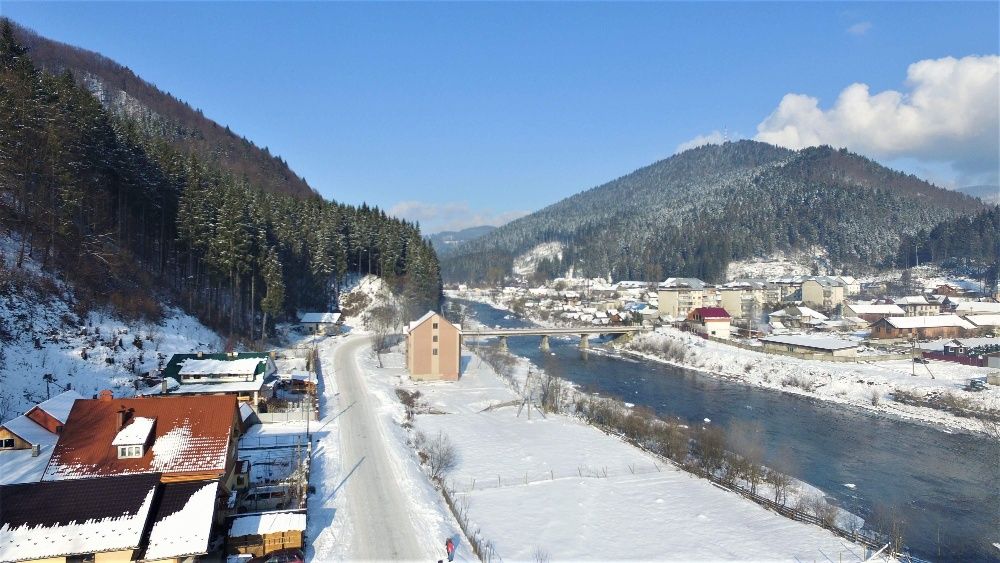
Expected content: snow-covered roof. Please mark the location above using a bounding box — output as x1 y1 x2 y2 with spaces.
168 375 265 395
30 390 83 424
179 358 263 376
844 303 905 316
143 480 219 560
658 277 706 290
894 295 930 306
406 310 461 333
761 334 857 351
239 402 255 423
299 312 341 324
0 444 54 485
229 511 307 537
0 474 159 561
279 370 316 383
882 315 975 329
1 415 57 447
112 417 156 446
955 302 1000 314
964 314 1000 327
944 337 1000 348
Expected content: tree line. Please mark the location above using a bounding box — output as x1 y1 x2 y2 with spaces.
0 20 441 338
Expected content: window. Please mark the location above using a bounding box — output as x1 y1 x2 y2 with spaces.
432 335 438 342
432 348 438 355
1 438 15 449
118 445 143 458
432 322 438 329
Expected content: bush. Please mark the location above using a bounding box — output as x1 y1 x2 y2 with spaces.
425 432 458 480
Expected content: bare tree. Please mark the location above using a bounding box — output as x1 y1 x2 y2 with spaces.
366 303 401 367
728 420 765 494
764 446 796 505
426 431 459 480
695 426 727 474
538 372 563 413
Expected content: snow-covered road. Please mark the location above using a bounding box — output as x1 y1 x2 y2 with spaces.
327 335 436 561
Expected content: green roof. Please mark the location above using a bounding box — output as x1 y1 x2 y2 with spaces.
161 352 270 380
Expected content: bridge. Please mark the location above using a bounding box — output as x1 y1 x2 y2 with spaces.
462 325 649 350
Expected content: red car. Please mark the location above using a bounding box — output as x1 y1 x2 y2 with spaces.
250 548 304 563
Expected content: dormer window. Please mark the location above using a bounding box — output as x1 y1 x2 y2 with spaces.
118 444 144 458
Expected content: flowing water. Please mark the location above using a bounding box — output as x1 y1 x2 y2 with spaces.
454 298 1000 562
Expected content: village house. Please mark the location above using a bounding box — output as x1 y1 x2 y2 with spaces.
842 302 906 323
142 352 276 405
686 307 732 339
760 334 858 358
955 301 1000 315
835 275 861 295
932 283 965 297
43 392 243 492
228 510 307 558
299 311 342 334
405 311 462 381
0 391 83 485
0 473 220 563
768 305 828 330
869 315 975 341
893 295 939 317
800 276 846 310
964 314 1000 335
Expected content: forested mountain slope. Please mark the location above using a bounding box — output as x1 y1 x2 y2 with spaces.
10 20 315 199
442 141 984 283
0 20 441 338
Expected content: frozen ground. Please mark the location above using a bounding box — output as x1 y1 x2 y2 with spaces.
0 233 222 420
624 328 1000 434
384 348 886 562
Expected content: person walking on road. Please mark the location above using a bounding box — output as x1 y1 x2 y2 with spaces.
445 538 456 562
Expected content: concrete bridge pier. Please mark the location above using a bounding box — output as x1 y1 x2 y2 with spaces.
540 335 550 352
579 334 589 349
498 336 508 352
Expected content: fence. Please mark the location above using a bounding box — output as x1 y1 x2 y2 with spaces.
257 409 318 423
707 335 913 363
453 462 668 493
922 351 987 367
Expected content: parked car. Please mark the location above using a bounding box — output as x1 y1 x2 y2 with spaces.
238 485 291 512
249 548 304 563
912 357 929 364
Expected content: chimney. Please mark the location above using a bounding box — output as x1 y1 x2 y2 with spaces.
116 408 129 430
31 444 40 457
161 378 168 394
98 390 113 402
197 351 204 359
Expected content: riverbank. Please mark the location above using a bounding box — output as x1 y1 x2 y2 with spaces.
449 290 1000 435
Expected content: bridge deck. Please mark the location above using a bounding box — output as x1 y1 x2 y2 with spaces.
464 326 648 337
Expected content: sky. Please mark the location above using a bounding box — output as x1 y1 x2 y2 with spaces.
4 2 999 234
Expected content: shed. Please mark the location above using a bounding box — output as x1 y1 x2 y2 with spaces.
299 312 342 334
760 334 858 357
228 511 306 557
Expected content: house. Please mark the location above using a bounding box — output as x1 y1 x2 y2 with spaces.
964 314 1000 335
893 296 939 317
842 302 906 323
800 277 845 310
869 315 975 341
405 311 462 381
955 301 1000 315
142 352 276 404
299 312 342 334
933 283 964 296
835 276 861 295
657 278 719 319
686 307 732 339
941 337 1000 357
760 334 858 358
767 305 828 329
0 473 220 563
0 391 83 485
228 511 307 558
43 393 243 491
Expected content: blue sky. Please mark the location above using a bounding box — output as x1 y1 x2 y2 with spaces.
5 2 998 233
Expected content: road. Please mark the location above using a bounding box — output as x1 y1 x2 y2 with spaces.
328 335 434 561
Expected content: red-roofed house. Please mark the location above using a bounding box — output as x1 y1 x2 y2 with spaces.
42 393 242 491
686 307 732 339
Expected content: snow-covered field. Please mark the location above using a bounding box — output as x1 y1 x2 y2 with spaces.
0 234 222 419
389 349 886 562
625 328 999 434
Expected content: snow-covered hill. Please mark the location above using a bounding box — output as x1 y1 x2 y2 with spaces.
0 234 222 420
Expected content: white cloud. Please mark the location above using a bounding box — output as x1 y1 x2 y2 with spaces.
388 201 529 234
755 54 1000 184
846 21 872 36
675 130 732 153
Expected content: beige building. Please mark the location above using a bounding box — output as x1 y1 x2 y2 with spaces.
657 278 719 319
406 311 462 381
801 277 846 310
894 296 939 317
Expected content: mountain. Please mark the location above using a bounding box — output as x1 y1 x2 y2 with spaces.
956 185 1000 205
441 141 985 284
0 19 441 337
10 20 316 199
429 225 497 254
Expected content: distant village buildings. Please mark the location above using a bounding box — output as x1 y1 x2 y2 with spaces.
299 311 342 334
686 307 732 339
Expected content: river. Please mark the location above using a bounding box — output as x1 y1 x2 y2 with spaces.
453 298 1000 562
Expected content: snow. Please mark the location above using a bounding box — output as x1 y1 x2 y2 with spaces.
178 358 262 376
0 487 155 561
238 421 309 485
398 349 879 561
513 241 564 276
143 481 219 560
845 303 906 316
956 301 1000 314
883 314 975 329
300 312 341 324
966 314 1000 327
0 445 54 484
158 374 264 395
112 416 156 446
230 511 307 537
0 231 224 420
239 402 254 423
